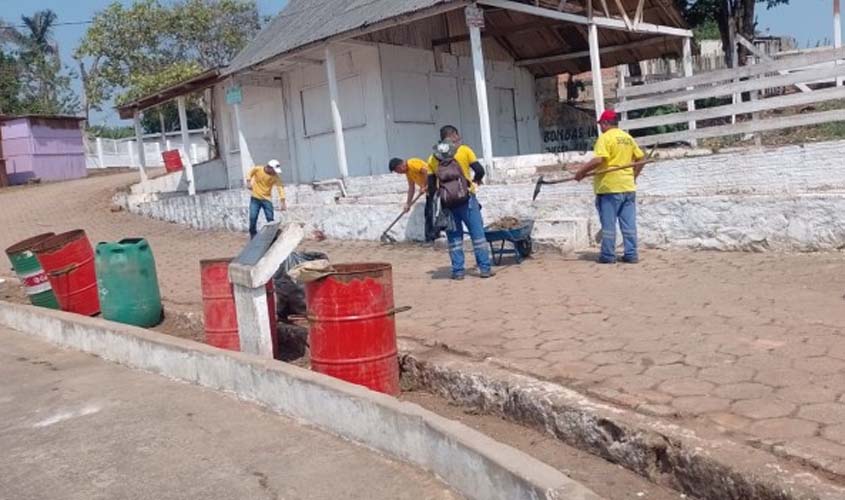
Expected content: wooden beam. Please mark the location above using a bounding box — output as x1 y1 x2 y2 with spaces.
516 36 671 66
325 46 349 179
598 0 611 17
612 0 633 31
477 0 693 38
618 46 845 98
133 111 148 184
621 84 845 130
682 36 697 147
431 18 559 46
736 35 811 93
467 5 494 171
635 108 845 146
634 0 645 26
617 63 845 112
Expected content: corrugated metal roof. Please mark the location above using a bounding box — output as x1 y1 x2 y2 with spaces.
224 0 462 75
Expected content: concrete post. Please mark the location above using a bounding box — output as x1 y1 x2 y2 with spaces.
229 223 305 359
588 23 604 133
325 45 350 179
133 111 148 183
128 140 136 168
466 4 494 175
96 137 106 169
682 37 698 148
191 143 199 164
178 96 197 196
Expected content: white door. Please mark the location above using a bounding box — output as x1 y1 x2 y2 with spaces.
494 88 519 157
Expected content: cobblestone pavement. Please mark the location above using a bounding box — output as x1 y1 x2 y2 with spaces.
3 171 845 477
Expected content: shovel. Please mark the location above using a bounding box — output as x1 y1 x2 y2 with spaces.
532 144 658 201
380 190 426 244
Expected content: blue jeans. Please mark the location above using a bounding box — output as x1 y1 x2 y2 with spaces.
249 197 275 238
595 192 638 262
446 196 491 276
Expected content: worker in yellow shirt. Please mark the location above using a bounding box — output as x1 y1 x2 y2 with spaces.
246 159 287 239
573 110 645 264
389 156 436 241
427 125 492 280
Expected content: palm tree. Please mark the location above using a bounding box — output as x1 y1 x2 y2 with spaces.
20 9 59 62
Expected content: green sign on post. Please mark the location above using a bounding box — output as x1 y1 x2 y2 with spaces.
226 85 243 105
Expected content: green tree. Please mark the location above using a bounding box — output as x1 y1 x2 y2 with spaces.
0 9 78 115
677 0 789 66
75 0 260 126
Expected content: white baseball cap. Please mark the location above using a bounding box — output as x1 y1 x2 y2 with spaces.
267 159 282 175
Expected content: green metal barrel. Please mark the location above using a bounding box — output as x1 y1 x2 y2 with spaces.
5 233 60 309
96 238 163 327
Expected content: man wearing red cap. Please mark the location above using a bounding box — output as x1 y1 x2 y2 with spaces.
573 109 645 264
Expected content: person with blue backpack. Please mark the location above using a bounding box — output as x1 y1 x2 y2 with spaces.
427 125 494 280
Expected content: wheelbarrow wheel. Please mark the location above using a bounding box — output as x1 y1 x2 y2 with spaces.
516 237 533 259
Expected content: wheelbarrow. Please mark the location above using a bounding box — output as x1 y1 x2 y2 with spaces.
484 219 534 265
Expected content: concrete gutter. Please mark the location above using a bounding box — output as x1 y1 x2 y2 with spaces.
0 301 601 500
399 341 845 500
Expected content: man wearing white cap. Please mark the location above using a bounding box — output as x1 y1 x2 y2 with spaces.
246 159 287 239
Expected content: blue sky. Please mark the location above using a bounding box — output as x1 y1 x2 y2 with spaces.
0 0 833 125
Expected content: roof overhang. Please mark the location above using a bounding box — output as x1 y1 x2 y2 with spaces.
116 68 224 120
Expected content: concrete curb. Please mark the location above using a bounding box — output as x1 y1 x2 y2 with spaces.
0 301 602 500
399 342 845 500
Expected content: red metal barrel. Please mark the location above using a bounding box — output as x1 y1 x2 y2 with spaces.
33 230 100 316
200 258 277 356
305 263 400 396
162 150 183 172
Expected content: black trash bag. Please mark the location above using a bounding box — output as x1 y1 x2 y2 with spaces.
273 250 328 323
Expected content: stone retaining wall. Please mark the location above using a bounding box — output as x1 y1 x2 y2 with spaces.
118 140 845 252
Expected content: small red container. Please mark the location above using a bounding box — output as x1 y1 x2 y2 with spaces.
34 230 100 316
200 258 277 356
305 263 400 396
162 150 183 173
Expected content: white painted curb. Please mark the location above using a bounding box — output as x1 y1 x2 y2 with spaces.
0 301 602 500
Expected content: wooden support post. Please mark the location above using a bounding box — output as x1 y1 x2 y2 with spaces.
729 21 738 125
682 37 698 148
177 96 197 196
133 111 148 183
589 22 605 129
324 45 350 180
616 64 629 125
836 0 842 87
232 100 252 181
128 140 136 168
467 4 495 174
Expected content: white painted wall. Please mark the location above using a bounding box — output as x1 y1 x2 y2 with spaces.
288 45 390 182
379 44 541 163
213 43 542 187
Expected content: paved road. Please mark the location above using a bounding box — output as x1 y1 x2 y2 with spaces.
3 171 845 477
0 326 458 500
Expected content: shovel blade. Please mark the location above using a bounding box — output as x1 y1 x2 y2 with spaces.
532 176 545 201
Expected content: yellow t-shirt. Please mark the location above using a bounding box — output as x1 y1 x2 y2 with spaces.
405 158 429 188
592 128 644 194
247 166 286 201
427 144 478 194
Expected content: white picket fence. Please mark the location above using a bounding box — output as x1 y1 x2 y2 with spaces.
86 128 212 169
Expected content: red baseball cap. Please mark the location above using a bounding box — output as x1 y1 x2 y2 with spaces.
597 109 618 123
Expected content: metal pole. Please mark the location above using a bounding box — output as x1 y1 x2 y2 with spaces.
467 4 494 173
178 96 197 196
324 45 350 179
133 111 148 183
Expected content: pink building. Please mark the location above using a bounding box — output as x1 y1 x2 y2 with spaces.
1 115 87 185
